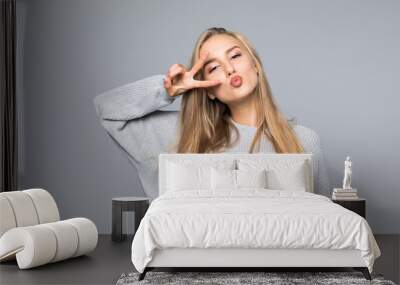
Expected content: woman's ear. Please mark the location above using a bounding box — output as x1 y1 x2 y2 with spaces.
254 65 259 75
206 85 216 100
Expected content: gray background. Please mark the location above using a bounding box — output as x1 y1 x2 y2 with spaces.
16 0 399 234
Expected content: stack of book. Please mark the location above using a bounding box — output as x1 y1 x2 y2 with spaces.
332 188 358 200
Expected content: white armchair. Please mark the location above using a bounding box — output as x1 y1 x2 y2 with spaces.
0 188 98 269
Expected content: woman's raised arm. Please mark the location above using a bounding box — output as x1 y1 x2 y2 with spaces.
93 75 179 166
93 74 176 131
93 55 222 164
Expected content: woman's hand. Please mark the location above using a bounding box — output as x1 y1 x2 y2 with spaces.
163 51 222 97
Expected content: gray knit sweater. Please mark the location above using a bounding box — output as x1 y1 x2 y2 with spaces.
93 74 331 201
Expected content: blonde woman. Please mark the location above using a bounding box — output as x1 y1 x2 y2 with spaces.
94 27 330 201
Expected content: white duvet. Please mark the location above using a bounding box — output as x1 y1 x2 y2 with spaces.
131 189 381 273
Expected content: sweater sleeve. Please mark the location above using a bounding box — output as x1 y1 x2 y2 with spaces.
316 140 331 195
294 125 331 196
93 74 176 130
93 74 179 163
309 132 331 196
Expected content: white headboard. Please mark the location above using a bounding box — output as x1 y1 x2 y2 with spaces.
158 153 313 195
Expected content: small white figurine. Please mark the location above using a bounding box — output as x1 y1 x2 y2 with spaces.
342 156 352 189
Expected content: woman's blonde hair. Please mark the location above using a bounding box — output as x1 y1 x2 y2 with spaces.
168 27 304 154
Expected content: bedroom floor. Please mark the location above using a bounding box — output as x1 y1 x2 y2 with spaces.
0 234 398 285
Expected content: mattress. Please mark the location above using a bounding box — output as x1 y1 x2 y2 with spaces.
131 189 381 273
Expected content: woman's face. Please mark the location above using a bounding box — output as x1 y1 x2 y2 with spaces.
200 34 259 104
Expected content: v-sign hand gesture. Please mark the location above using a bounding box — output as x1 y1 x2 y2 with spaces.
163 51 222 97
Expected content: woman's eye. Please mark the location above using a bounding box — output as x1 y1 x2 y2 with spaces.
209 66 218 73
208 54 241 73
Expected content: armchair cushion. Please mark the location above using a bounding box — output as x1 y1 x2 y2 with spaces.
0 189 98 269
0 218 98 269
0 188 60 236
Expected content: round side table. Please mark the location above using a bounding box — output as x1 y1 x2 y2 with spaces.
112 196 150 242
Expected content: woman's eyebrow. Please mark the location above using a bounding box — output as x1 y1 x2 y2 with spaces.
203 45 241 69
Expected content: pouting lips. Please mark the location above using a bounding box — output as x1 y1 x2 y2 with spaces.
230 75 243 87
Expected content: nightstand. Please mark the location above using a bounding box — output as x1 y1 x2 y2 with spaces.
332 198 366 218
112 197 150 242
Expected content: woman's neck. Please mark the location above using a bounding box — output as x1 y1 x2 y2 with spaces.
228 92 258 127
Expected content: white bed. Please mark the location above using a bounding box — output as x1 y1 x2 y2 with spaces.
130 153 381 281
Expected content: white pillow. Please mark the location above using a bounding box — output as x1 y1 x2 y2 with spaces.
166 161 211 191
211 167 268 190
211 168 236 190
236 169 268 189
166 159 236 192
237 159 309 192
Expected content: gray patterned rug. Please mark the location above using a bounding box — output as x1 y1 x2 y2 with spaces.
116 271 397 285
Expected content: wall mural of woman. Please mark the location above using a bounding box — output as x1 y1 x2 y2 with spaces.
93 27 330 201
